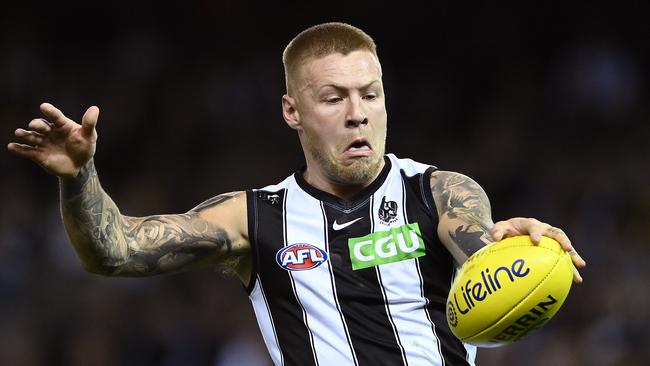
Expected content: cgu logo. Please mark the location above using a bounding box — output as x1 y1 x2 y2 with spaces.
348 223 426 270
276 244 328 271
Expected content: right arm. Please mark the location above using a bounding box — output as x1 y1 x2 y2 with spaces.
9 103 250 280
60 162 247 276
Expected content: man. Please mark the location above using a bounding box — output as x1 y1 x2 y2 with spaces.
8 22 585 365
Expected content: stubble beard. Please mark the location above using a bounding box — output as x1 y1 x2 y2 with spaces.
306 138 385 186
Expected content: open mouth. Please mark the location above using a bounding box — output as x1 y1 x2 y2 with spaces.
344 138 373 155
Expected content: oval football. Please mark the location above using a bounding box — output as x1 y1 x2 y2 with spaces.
446 235 573 347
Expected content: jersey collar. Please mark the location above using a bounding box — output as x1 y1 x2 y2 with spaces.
294 155 392 210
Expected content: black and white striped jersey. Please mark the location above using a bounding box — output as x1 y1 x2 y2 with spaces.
245 154 477 366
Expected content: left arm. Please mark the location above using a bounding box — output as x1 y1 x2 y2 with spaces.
429 170 494 264
429 170 586 282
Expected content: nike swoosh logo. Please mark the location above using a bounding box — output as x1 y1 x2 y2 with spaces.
333 217 364 231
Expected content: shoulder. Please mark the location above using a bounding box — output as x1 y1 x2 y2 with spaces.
429 170 477 188
189 191 249 244
386 153 437 176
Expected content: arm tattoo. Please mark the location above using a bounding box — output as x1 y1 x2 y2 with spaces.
115 213 232 276
60 160 236 276
431 171 494 259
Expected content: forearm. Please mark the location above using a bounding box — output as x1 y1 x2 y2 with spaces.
59 160 131 274
436 213 493 262
431 171 495 264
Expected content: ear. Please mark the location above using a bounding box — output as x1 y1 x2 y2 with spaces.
282 94 301 131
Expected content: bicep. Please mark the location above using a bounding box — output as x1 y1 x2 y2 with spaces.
115 192 249 276
430 171 494 264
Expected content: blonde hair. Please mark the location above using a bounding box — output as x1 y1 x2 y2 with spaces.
282 22 378 95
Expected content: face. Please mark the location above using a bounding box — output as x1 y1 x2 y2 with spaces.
283 50 387 186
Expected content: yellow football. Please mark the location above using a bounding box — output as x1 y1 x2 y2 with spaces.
446 235 573 347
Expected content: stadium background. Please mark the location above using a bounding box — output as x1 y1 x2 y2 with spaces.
1 2 648 365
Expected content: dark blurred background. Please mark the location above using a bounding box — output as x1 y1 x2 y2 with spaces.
1 2 648 365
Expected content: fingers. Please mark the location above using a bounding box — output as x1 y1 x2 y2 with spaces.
7 142 43 162
528 223 546 244
541 226 586 269
81 106 100 138
40 102 72 127
491 217 538 242
531 224 587 269
28 118 53 134
14 128 45 146
545 226 570 248
492 218 587 276
490 221 514 241
565 246 586 269
572 265 583 284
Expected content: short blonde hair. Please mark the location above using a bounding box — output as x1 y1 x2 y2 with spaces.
282 22 378 96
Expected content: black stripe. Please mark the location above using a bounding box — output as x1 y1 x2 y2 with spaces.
320 202 359 365
323 199 405 366
258 275 284 365
245 190 259 294
421 166 438 217
254 189 317 366
402 172 445 362
402 170 471 365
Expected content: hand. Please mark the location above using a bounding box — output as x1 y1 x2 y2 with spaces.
8 103 99 178
490 217 586 283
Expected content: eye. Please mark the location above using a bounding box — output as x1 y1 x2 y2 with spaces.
363 93 378 101
325 96 343 104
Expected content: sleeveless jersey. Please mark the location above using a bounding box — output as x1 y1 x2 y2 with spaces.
245 154 477 366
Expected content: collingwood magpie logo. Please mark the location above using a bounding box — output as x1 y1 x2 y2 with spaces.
378 196 398 225
259 192 280 205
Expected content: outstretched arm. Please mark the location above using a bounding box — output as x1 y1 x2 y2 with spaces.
9 103 249 279
430 170 585 283
60 165 247 276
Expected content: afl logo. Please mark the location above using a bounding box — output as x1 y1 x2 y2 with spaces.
276 244 328 271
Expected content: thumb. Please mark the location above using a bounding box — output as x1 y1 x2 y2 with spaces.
81 106 100 138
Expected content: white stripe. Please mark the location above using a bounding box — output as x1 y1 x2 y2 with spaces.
415 258 445 365
371 167 445 365
464 344 477 365
282 190 320 366
282 178 357 364
250 278 283 366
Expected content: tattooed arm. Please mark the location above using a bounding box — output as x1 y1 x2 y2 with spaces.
429 170 587 282
9 103 250 280
429 170 494 265
60 161 249 278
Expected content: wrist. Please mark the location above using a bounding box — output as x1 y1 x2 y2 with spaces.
59 160 95 187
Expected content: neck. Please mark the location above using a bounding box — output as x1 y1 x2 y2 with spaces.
302 159 385 201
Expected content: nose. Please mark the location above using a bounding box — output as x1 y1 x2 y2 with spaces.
346 96 368 128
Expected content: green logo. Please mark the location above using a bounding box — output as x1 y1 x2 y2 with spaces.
348 223 426 270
